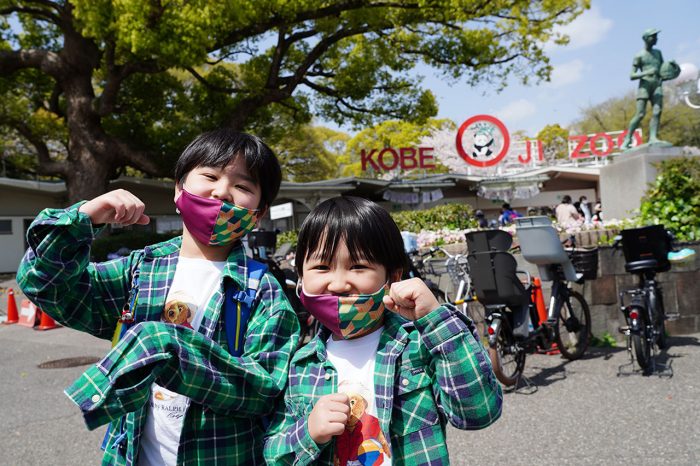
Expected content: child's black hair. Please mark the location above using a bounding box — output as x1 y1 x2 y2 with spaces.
295 196 408 280
174 128 281 209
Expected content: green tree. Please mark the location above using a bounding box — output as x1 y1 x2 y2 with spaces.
639 157 700 242
1 0 587 202
341 118 453 177
272 126 346 181
537 123 569 160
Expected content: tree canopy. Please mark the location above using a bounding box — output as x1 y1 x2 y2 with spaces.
0 0 587 201
537 123 569 160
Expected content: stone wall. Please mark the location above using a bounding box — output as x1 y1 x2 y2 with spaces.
581 244 700 340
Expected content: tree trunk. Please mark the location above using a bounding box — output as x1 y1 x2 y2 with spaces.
64 148 113 203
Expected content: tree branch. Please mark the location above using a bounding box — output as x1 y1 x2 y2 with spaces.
185 66 243 94
0 5 61 24
97 49 162 116
47 82 64 117
267 27 321 89
0 49 63 77
215 1 421 49
111 139 162 176
281 24 376 95
4 118 69 176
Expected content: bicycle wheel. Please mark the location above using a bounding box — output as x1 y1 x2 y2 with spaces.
632 328 651 371
555 290 590 360
488 317 526 387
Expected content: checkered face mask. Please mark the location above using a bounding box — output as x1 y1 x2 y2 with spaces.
299 283 387 339
176 189 259 246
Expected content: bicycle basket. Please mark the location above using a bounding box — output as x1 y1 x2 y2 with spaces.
569 248 599 280
424 258 448 276
445 256 470 288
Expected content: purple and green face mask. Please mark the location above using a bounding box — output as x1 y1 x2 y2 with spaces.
175 189 259 246
299 284 387 339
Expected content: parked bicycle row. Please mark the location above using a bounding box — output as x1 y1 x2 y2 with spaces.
250 218 693 384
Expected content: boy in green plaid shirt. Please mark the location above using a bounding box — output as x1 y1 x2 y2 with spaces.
263 197 502 466
17 129 300 465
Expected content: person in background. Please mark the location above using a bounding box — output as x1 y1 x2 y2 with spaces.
592 201 603 223
475 209 489 228
579 195 592 224
498 203 521 226
555 195 581 227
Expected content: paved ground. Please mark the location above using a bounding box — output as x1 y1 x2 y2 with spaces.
1 324 698 465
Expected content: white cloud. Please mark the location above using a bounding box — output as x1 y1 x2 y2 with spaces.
548 59 585 88
496 98 537 122
545 5 613 52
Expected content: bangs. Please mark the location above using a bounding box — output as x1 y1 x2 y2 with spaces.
306 222 378 267
296 196 406 277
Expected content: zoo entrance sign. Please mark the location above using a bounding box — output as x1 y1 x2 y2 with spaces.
359 115 642 172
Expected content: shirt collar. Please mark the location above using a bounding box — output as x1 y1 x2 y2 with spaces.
143 236 250 291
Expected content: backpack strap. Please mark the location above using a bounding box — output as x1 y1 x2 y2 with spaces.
102 263 141 453
224 259 268 356
110 268 140 347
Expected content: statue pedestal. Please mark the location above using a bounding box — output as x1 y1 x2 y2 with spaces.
599 145 695 220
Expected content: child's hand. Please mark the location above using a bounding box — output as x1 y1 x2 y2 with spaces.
79 189 150 226
383 277 440 321
308 393 350 445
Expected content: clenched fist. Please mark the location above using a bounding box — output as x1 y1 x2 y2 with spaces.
308 393 350 445
78 189 150 226
383 277 441 321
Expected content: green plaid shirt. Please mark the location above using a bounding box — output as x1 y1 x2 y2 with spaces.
17 204 300 465
263 306 502 465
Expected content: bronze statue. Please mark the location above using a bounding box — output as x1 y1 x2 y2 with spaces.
620 29 679 150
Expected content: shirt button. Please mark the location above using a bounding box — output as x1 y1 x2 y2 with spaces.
324 372 331 381
91 394 101 403
401 378 409 386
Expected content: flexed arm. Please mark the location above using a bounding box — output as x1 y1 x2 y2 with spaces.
17 190 150 339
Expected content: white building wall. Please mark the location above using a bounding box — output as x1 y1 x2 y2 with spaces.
0 217 32 273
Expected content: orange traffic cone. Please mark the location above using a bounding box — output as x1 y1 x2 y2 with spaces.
3 288 19 325
531 278 548 326
35 308 59 331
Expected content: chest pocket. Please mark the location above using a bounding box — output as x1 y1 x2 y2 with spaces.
286 395 314 419
391 366 439 437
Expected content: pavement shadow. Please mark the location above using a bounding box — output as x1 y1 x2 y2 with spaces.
665 335 700 347
580 345 626 361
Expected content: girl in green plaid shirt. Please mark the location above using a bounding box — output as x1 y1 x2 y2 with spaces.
263 196 502 466
18 130 300 465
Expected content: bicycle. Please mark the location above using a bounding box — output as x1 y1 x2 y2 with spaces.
613 225 675 375
409 246 478 321
405 247 448 303
467 220 591 387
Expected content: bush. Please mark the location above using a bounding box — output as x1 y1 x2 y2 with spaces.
276 229 298 250
639 157 700 242
390 203 477 232
91 230 174 261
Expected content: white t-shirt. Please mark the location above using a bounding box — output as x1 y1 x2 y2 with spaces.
326 329 392 466
138 257 226 466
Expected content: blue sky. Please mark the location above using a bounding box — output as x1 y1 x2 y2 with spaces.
335 0 700 137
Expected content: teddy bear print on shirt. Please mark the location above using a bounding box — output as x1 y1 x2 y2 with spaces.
162 292 194 328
